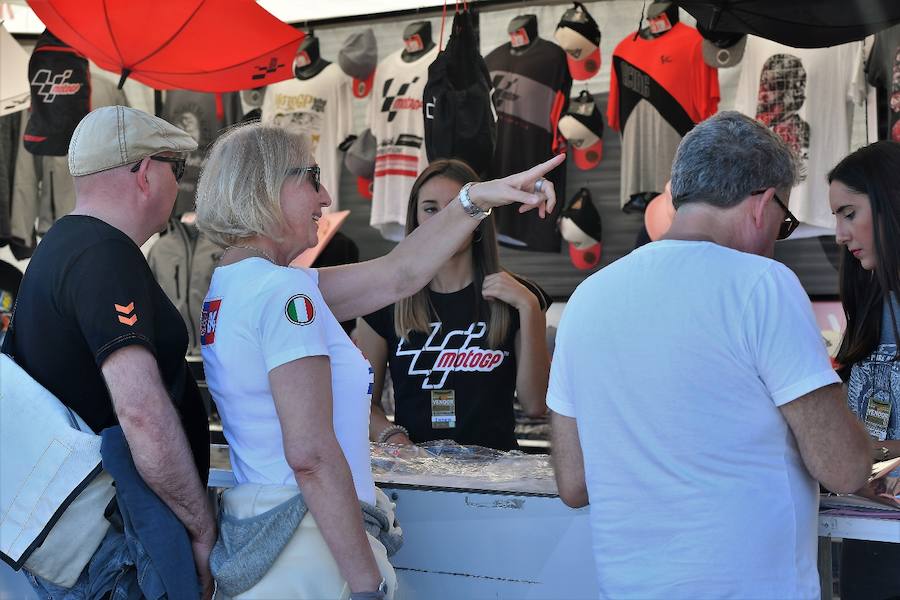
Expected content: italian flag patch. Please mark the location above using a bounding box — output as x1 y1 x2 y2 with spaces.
285 294 315 325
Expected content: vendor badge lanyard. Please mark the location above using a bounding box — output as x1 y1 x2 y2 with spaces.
431 389 456 429
424 333 456 429
864 362 892 441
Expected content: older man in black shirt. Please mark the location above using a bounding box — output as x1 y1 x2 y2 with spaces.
3 106 215 598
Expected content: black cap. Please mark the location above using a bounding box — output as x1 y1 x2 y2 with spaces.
562 187 602 242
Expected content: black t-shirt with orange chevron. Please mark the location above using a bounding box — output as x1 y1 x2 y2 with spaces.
3 215 209 480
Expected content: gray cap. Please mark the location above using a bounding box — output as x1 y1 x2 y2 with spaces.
338 29 377 79
339 29 377 97
68 105 197 176
344 129 376 178
701 35 747 69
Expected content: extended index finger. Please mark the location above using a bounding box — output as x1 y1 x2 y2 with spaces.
521 153 566 182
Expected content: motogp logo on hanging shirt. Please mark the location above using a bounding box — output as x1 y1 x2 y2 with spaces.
396 321 506 389
380 76 423 122
30 69 82 103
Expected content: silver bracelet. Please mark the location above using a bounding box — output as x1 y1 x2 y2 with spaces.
377 424 410 444
457 182 492 220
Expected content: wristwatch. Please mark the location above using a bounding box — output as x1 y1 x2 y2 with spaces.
457 182 491 220
878 446 890 461
349 579 387 600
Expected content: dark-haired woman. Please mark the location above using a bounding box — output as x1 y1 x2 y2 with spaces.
358 160 551 451
828 140 900 600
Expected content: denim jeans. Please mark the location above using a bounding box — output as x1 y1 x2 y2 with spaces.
25 527 142 600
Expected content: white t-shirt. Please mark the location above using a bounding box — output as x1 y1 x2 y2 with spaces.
262 63 353 212
734 37 865 232
548 240 839 600
367 46 438 241
200 259 375 504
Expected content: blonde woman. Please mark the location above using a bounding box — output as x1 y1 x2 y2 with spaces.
358 160 551 450
193 123 562 599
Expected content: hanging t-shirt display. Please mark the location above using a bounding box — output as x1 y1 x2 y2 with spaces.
162 91 243 216
364 281 549 450
261 63 353 209
23 30 90 157
485 38 570 252
866 24 900 142
368 46 438 241
735 37 864 232
608 23 719 212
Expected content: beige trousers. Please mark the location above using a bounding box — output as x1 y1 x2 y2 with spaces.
219 484 397 600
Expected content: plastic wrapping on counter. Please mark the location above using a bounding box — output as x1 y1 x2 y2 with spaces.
820 457 900 519
371 440 558 495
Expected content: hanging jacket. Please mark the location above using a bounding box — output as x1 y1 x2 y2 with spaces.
10 70 127 256
23 30 91 156
0 112 21 248
10 109 72 256
100 426 200 600
423 9 496 177
147 218 222 356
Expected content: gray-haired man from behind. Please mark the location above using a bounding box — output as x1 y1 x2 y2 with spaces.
3 106 216 598
549 111 871 598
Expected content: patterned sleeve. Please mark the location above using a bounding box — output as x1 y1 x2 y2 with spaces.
65 240 161 366
255 269 330 372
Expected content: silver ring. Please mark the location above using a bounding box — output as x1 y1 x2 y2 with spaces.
534 178 545 194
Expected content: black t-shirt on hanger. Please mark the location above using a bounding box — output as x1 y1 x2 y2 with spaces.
866 23 900 142
364 278 550 450
2 215 209 479
485 39 571 252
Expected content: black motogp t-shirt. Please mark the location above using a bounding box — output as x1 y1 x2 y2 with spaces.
364 277 549 450
2 216 209 479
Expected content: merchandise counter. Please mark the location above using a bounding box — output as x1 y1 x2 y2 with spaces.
207 445 900 600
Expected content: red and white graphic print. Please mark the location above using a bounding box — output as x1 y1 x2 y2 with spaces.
395 321 506 390
200 298 222 345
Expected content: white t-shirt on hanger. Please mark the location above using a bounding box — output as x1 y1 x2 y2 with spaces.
367 46 438 241
734 37 865 233
262 63 353 212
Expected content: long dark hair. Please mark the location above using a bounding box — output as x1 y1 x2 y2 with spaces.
394 159 511 348
828 141 900 379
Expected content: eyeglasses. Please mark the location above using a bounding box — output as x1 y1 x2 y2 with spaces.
752 189 799 240
130 155 186 182
286 165 321 193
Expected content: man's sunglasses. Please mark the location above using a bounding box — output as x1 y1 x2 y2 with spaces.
130 155 186 182
752 189 799 240
286 165 321 193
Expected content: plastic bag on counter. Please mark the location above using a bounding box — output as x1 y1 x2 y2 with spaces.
371 440 558 495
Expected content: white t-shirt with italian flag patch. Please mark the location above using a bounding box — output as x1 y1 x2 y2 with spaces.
200 258 375 504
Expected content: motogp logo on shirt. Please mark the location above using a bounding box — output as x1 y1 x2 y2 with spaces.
380 77 423 123
30 69 82 103
396 321 506 389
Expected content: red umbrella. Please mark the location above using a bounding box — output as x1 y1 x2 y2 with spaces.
26 0 304 92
